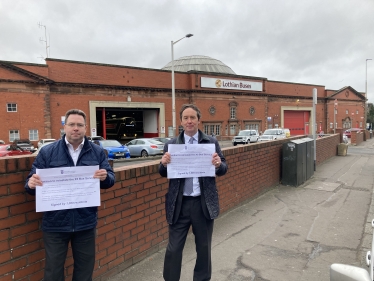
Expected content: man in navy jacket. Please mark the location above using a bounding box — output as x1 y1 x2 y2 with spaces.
159 104 228 281
25 109 115 281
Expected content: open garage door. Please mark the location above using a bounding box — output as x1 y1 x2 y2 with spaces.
95 108 159 141
284 111 310 135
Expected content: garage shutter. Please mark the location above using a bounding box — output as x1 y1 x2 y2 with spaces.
284 111 310 135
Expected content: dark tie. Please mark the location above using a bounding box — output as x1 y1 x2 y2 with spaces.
184 137 194 195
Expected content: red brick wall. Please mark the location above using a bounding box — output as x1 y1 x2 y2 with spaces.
0 67 35 81
0 134 340 280
316 134 340 165
13 64 49 78
46 59 191 90
266 81 326 97
0 83 51 143
351 131 364 146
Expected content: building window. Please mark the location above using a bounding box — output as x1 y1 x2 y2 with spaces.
29 129 38 141
215 125 220 136
245 123 259 130
203 124 221 136
360 122 362 128
356 110 359 114
7 103 17 112
230 124 236 135
346 109 348 114
230 107 236 119
9 130 19 142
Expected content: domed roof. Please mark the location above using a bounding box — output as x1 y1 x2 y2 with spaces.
162 55 236 75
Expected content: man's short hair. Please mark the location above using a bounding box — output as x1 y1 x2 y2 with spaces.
65 109 87 124
179 104 201 120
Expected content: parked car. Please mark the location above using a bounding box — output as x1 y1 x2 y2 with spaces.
232 130 259 146
13 139 36 152
33 141 56 155
152 137 171 144
126 138 164 157
38 138 56 148
344 128 363 138
258 128 286 142
87 136 105 142
96 140 130 159
0 144 32 157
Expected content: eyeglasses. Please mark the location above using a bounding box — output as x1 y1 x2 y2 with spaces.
66 123 86 128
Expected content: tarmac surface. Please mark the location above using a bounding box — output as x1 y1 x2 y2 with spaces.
108 137 374 281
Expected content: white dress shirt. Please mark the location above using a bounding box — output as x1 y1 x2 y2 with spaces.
65 137 84 166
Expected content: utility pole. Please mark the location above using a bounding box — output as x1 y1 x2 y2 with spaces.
313 88 317 171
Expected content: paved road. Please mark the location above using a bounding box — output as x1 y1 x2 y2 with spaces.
108 138 374 281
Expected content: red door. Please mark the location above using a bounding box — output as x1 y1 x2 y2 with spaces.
284 111 310 136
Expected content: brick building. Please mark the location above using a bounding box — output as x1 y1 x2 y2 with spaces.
0 55 366 144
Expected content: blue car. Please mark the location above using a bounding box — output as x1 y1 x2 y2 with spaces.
96 140 130 159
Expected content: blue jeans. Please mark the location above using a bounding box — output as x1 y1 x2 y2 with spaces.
43 228 96 281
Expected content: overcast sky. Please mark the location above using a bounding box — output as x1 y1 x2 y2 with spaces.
1 0 374 102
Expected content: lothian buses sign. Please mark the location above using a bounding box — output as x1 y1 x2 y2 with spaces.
201 77 263 92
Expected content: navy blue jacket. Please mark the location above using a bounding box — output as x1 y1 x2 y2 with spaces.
25 136 115 232
159 130 228 224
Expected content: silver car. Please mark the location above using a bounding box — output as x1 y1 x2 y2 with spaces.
38 138 56 148
125 138 164 157
232 130 259 146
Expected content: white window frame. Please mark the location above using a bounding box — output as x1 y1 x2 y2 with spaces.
9 130 20 142
230 107 236 119
230 124 236 135
204 124 221 136
29 129 39 141
7 103 17 112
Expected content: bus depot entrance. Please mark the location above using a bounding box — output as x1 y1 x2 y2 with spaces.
89 101 166 142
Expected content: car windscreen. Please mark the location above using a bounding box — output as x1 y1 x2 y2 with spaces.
101 140 121 147
263 130 277 135
147 139 163 145
238 131 250 136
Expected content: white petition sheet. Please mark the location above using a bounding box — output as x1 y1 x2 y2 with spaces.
35 166 100 212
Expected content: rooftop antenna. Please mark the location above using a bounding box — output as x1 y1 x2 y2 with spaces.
38 22 50 60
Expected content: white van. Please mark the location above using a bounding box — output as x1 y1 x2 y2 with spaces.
258 129 286 141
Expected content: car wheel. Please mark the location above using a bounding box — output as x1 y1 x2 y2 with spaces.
233 143 237 146
141 150 148 157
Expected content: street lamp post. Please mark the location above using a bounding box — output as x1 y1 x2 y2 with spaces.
171 33 193 137
365 59 372 130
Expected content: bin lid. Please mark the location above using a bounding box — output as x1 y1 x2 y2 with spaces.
290 139 306 144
